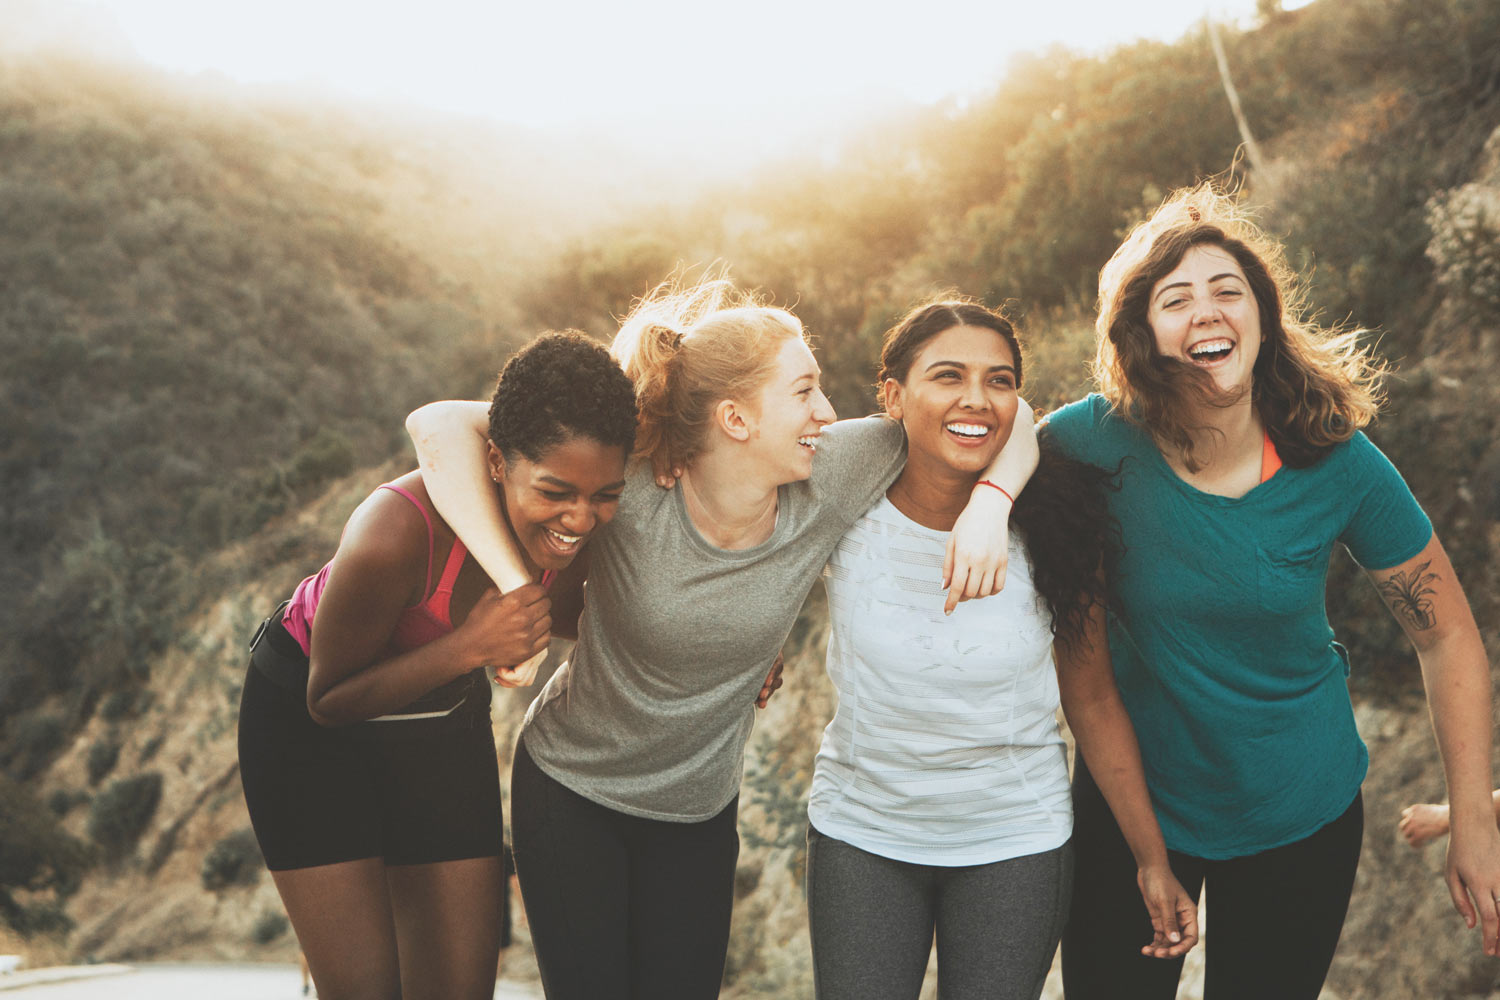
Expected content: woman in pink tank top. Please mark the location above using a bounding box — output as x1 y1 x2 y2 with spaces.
237 333 638 1000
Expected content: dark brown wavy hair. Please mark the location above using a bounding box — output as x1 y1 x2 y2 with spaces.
878 297 1113 643
1094 185 1384 471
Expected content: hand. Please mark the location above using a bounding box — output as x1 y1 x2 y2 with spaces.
755 652 784 708
942 486 1012 614
1399 802 1451 848
457 583 550 683
494 648 549 688
1445 817 1500 955
1136 864 1198 959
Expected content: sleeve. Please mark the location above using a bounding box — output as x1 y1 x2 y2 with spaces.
808 416 906 525
1338 432 1434 571
1040 395 1108 465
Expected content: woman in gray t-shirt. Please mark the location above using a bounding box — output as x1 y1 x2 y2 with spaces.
406 277 1031 999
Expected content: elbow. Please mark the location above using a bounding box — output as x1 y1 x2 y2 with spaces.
305 689 352 728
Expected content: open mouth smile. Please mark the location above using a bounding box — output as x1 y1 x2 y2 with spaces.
1188 338 1235 365
542 526 583 556
945 422 992 442
798 434 820 452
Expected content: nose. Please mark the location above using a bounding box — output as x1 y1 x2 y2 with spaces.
959 375 989 410
560 502 597 536
812 387 836 425
1191 296 1221 327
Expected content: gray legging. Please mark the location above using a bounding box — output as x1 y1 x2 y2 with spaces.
806 824 1072 1000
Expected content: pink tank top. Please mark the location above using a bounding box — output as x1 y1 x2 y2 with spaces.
281 484 470 656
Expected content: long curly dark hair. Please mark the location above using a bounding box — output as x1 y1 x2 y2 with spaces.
878 298 1113 643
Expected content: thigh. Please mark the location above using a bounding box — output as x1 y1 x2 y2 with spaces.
387 856 505 1000
237 660 382 870
1203 793 1364 1000
935 842 1073 1000
271 859 400 1000
805 824 937 1000
1061 761 1204 1000
626 796 743 1000
510 738 632 1000
374 700 505 866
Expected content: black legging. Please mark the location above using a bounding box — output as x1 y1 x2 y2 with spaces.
510 739 740 1000
1061 760 1363 1000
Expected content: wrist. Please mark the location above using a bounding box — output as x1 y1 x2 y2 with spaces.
974 479 1015 506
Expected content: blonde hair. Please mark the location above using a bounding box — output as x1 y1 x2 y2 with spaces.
1094 184 1385 471
611 275 805 473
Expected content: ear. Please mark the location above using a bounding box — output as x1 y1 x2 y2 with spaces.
486 440 507 484
882 378 905 422
713 398 753 443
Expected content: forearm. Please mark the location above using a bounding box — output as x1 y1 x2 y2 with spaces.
1420 630 1497 831
308 632 482 727
1069 687 1170 868
406 402 531 592
979 396 1038 498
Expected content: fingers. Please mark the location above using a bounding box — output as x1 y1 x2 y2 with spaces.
755 653 785 708
942 536 956 592
1447 868 1478 931
944 568 968 616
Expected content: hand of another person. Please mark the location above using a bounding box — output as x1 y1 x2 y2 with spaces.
1399 803 1451 848
942 488 1012 615
1136 864 1199 959
494 648 550 688
755 652 785 708
456 583 550 686
1446 818 1500 955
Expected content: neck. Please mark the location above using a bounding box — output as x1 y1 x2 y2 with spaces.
680 450 780 550
885 457 974 532
1178 395 1261 468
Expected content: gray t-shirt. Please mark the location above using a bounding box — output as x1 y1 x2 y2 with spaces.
521 416 907 821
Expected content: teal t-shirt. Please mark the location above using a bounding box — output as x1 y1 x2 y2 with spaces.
1046 394 1432 858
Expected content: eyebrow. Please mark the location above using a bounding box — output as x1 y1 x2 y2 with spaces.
538 474 627 491
923 360 1017 374
1154 273 1246 299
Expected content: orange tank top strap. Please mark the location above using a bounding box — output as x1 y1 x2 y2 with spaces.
1260 428 1283 483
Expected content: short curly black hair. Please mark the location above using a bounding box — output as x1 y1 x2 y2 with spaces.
488 331 638 464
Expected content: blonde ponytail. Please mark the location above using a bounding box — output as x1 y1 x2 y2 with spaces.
612 275 804 473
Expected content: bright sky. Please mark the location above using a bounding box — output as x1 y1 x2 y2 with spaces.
77 0 1310 129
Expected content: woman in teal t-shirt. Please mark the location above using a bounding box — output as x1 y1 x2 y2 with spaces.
1048 185 1500 999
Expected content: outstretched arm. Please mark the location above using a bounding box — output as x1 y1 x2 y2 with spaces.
406 401 547 685
1055 584 1198 959
942 396 1039 613
1368 531 1500 956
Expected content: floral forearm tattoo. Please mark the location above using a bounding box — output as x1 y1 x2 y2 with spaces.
1378 560 1439 631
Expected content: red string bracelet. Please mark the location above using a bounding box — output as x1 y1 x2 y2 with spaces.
976 480 1015 505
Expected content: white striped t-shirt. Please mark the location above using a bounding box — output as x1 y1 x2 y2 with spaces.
807 496 1072 866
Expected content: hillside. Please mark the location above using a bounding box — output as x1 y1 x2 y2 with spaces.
4 0 1500 997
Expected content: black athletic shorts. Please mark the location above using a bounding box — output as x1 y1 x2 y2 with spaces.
237 615 504 872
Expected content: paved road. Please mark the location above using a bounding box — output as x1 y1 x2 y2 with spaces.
0 963 541 998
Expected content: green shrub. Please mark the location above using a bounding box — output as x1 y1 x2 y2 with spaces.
201 828 263 892
0 774 92 907
4 712 66 781
251 910 289 944
86 737 121 786
87 772 163 857
1427 181 1500 322
46 788 89 818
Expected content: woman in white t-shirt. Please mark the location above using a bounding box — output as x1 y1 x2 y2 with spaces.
804 299 1197 1000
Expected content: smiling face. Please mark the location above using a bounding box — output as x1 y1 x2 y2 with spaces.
487 434 629 575
741 335 837 486
883 323 1019 479
1147 243 1262 395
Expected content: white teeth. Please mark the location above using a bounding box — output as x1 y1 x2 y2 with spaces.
798 436 819 450
1189 339 1233 357
546 528 581 545
946 423 990 438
